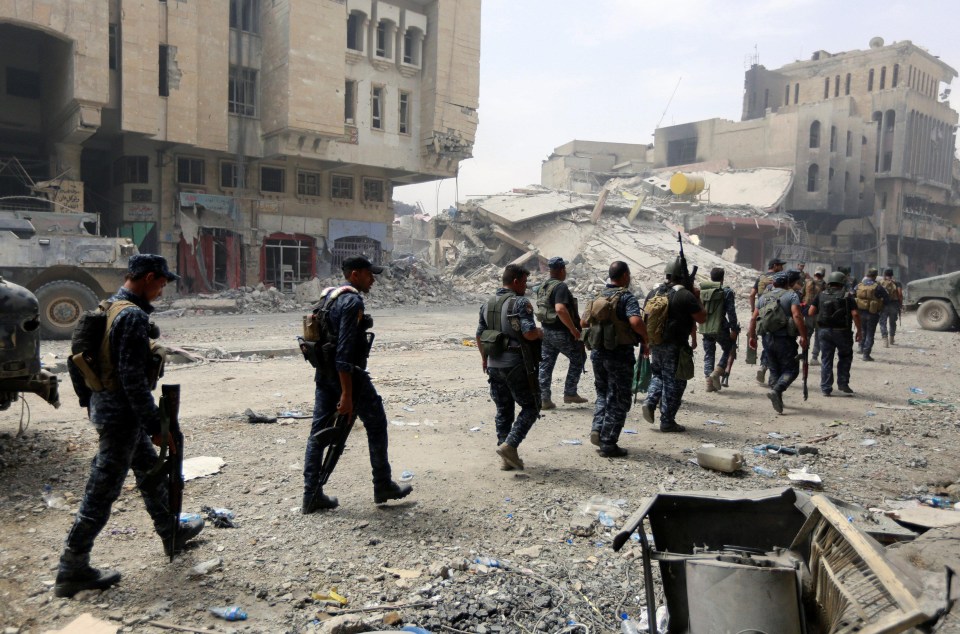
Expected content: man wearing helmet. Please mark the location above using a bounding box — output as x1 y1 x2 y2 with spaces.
808 271 862 396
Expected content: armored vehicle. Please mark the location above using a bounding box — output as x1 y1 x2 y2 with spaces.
0 210 137 339
903 271 960 331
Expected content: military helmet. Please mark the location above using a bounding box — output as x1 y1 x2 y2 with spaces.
664 258 681 277
827 271 846 285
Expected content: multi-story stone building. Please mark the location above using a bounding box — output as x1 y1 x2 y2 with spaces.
654 38 959 279
0 0 480 292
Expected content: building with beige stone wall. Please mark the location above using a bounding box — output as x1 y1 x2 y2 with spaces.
0 0 480 292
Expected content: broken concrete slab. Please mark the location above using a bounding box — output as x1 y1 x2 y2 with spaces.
471 189 591 228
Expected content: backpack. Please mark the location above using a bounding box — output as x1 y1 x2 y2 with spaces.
699 282 725 337
756 273 775 297
756 289 789 335
480 293 518 357
299 286 361 378
583 289 631 351
816 288 849 328
803 278 825 304
879 279 899 303
855 282 883 314
643 286 677 346
535 279 561 326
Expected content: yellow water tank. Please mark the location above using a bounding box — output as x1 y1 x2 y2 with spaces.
669 173 705 196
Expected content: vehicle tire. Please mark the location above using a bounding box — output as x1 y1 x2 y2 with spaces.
35 280 100 340
916 299 956 331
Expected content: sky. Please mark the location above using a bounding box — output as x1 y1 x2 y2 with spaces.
394 0 960 215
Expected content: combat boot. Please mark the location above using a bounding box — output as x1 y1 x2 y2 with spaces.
756 366 767 384
373 481 413 504
709 368 723 392
883 336 889 348
890 335 895 345
705 376 716 392
496 444 524 470
541 399 556 410
163 514 205 557
767 389 784 414
641 403 655 424
563 394 588 404
302 490 339 514
54 549 121 598
598 444 628 458
589 431 601 446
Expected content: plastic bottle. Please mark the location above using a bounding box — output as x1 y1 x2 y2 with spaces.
620 614 640 634
752 466 777 477
598 511 615 527
474 557 500 568
399 470 415 482
921 496 952 509
41 485 70 511
210 606 247 621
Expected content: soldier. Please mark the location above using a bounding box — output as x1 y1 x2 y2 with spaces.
809 272 862 396
797 261 810 280
536 257 587 409
804 267 827 361
640 260 706 433
581 261 649 456
853 268 888 361
55 255 203 598
476 264 543 470
303 256 412 513
749 257 786 384
699 267 739 392
748 270 807 414
878 268 903 347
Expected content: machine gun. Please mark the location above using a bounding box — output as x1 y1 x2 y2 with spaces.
676 232 698 294
143 384 184 561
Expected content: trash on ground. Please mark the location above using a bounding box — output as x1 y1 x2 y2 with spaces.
827 420 846 427
767 432 786 439
752 466 777 477
787 467 823 487
187 558 223 578
888 506 960 529
704 419 726 426
579 496 627 520
696 448 744 473
623 429 638 434
598 511 616 527
311 587 349 605
907 398 956 409
561 439 583 445
399 470 415 482
182 456 225 481
754 444 798 455
860 439 878 447
41 485 73 512
202 506 236 528
908 387 924 394
244 408 277 424
45 612 118 634
469 426 481 432
278 410 310 418
210 605 247 621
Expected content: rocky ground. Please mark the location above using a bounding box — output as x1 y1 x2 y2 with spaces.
1 304 959 634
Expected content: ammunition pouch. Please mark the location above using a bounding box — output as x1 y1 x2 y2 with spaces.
148 343 166 390
480 329 508 356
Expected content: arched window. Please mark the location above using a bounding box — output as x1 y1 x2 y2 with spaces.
794 83 799 103
892 64 899 88
830 126 837 152
824 78 830 99
846 130 853 156
845 73 851 95
807 164 819 192
785 84 790 105
880 66 887 90
834 75 840 97
885 109 896 132
868 69 875 91
346 11 366 51
809 120 821 148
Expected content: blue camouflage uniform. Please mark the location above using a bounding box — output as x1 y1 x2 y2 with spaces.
644 284 700 430
477 289 539 448
702 286 739 377
589 286 641 446
758 288 802 394
64 287 172 558
878 279 901 341
854 278 888 357
303 289 394 497
811 287 857 394
537 280 586 402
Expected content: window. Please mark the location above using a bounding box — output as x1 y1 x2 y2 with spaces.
229 0 259 34
882 151 893 172
347 12 363 51
113 156 149 185
331 174 354 200
177 157 205 185
846 131 853 157
829 167 835 181
263 235 315 287
794 83 799 104
109 24 118 70
5 67 41 99
881 193 888 209
834 75 840 97
892 64 899 88
297 170 321 196
667 138 697 167
220 161 242 188
868 68 874 91
809 120 821 148
823 78 829 99
403 30 414 64
830 126 837 152
807 164 819 192
880 66 886 90
362 178 385 202
159 45 169 96
784 84 790 105
260 166 285 193
399 91 410 134
375 21 387 57
845 73 851 95
344 80 356 123
228 66 257 117
885 109 896 132
371 86 383 130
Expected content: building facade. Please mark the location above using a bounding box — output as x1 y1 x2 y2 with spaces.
541 140 653 193
0 0 480 292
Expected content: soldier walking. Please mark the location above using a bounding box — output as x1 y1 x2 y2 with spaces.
878 268 902 347
749 258 786 383
476 264 543 470
580 261 649 456
804 267 826 361
748 270 807 414
55 255 203 598
808 272 862 396
699 267 739 392
536 257 587 409
853 268 888 361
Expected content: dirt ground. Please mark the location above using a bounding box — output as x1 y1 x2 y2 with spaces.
1 303 958 633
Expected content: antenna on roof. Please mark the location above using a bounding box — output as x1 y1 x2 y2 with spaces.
655 77 682 130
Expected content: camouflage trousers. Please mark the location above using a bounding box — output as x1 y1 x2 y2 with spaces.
304 373 393 498
538 328 586 401
859 311 880 356
763 334 799 394
486 365 539 448
644 342 687 428
590 347 636 446
878 305 899 339
818 328 853 394
701 334 734 376
64 418 171 556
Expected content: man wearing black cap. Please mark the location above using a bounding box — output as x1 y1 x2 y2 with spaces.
536 256 587 409
55 254 203 598
749 257 786 383
878 268 902 347
302 256 412 513
853 268 888 361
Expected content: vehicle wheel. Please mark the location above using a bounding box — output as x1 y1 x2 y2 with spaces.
916 299 956 331
34 281 99 340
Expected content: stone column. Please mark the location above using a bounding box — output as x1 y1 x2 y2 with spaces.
51 142 83 180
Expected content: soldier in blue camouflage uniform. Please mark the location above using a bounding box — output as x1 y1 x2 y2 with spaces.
641 260 706 433
302 256 412 513
748 270 808 414
809 272 862 396
700 267 740 391
476 264 543 470
537 257 587 409
55 255 202 598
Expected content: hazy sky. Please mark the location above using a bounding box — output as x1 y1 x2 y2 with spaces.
395 0 960 214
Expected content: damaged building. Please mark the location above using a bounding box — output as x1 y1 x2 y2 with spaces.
0 0 480 293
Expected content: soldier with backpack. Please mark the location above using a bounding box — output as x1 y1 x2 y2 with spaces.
853 268 888 361
749 258 786 384
55 255 203 598
699 267 740 392
639 259 706 433
748 270 807 414
878 268 902 347
581 261 649 456
808 272 862 396
536 257 587 409
476 264 543 470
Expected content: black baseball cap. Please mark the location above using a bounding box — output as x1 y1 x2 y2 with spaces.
128 254 180 281
768 257 787 268
341 255 383 274
547 256 566 269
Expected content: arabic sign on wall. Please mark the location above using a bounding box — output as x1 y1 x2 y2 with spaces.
124 203 158 221
178 192 239 220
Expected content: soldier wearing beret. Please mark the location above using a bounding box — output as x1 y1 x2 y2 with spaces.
55 254 203 598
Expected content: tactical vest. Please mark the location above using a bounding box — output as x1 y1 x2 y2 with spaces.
699 281 725 337
855 280 883 314
757 273 775 297
879 279 899 304
484 292 523 368
535 279 561 326
804 278 825 305
311 286 374 378
817 287 850 328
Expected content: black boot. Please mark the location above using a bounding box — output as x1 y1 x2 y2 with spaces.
162 514 205 557
373 481 412 504
302 490 339 514
54 549 121 598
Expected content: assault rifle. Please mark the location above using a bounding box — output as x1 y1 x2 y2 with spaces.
721 333 738 388
142 384 184 562
309 412 357 493
801 345 809 401
676 232 698 294
508 312 542 414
